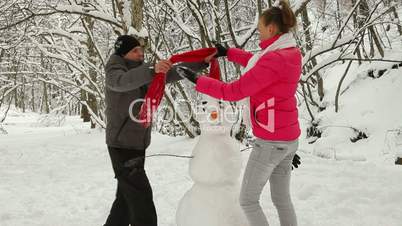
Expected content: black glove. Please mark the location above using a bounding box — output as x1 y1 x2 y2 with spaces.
213 41 228 57
176 66 199 84
292 154 301 170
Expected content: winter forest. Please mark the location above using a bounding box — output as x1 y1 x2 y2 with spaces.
1 0 402 225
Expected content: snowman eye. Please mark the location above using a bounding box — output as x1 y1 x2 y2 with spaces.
202 101 208 105
218 101 224 108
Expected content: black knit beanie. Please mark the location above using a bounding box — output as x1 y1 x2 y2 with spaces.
114 35 140 56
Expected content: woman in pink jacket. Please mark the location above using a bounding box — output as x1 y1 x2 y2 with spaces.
178 1 301 225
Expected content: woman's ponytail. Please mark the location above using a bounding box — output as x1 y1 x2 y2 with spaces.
260 0 297 33
278 1 297 31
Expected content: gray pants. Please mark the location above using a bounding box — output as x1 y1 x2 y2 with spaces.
240 138 298 226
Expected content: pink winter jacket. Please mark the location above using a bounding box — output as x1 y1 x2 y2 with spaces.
195 35 302 141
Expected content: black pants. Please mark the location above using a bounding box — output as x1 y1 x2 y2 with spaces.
104 147 157 226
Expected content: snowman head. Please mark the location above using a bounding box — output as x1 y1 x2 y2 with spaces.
189 94 242 185
196 94 238 134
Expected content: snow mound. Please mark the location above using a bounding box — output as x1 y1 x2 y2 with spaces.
300 52 402 163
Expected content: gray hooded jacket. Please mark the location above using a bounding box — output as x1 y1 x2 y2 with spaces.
105 54 208 150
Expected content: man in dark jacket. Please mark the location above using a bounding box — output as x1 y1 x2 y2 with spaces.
103 35 208 226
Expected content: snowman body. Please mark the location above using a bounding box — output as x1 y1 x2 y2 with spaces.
176 95 248 226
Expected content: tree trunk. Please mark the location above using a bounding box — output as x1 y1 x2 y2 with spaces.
360 0 384 57
257 0 263 15
84 16 98 129
42 81 50 114
391 5 402 36
31 81 35 112
301 7 324 102
267 0 272 8
214 0 223 41
21 76 26 113
351 0 363 65
131 0 148 45
131 0 144 31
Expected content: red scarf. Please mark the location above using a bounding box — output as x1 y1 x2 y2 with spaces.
138 48 219 128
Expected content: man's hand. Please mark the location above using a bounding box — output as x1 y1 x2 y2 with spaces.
155 60 173 74
292 154 301 170
176 66 200 84
213 41 228 57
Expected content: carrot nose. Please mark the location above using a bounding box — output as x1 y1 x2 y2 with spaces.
210 111 218 120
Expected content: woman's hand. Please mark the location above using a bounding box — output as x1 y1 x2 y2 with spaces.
155 60 172 74
292 154 301 170
176 66 200 84
213 41 228 57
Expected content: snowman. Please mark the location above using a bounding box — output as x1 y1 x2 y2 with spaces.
176 94 248 226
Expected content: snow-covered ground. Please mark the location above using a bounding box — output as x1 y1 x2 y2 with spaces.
1 110 402 226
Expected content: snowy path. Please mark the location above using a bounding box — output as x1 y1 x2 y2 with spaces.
1 116 402 226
